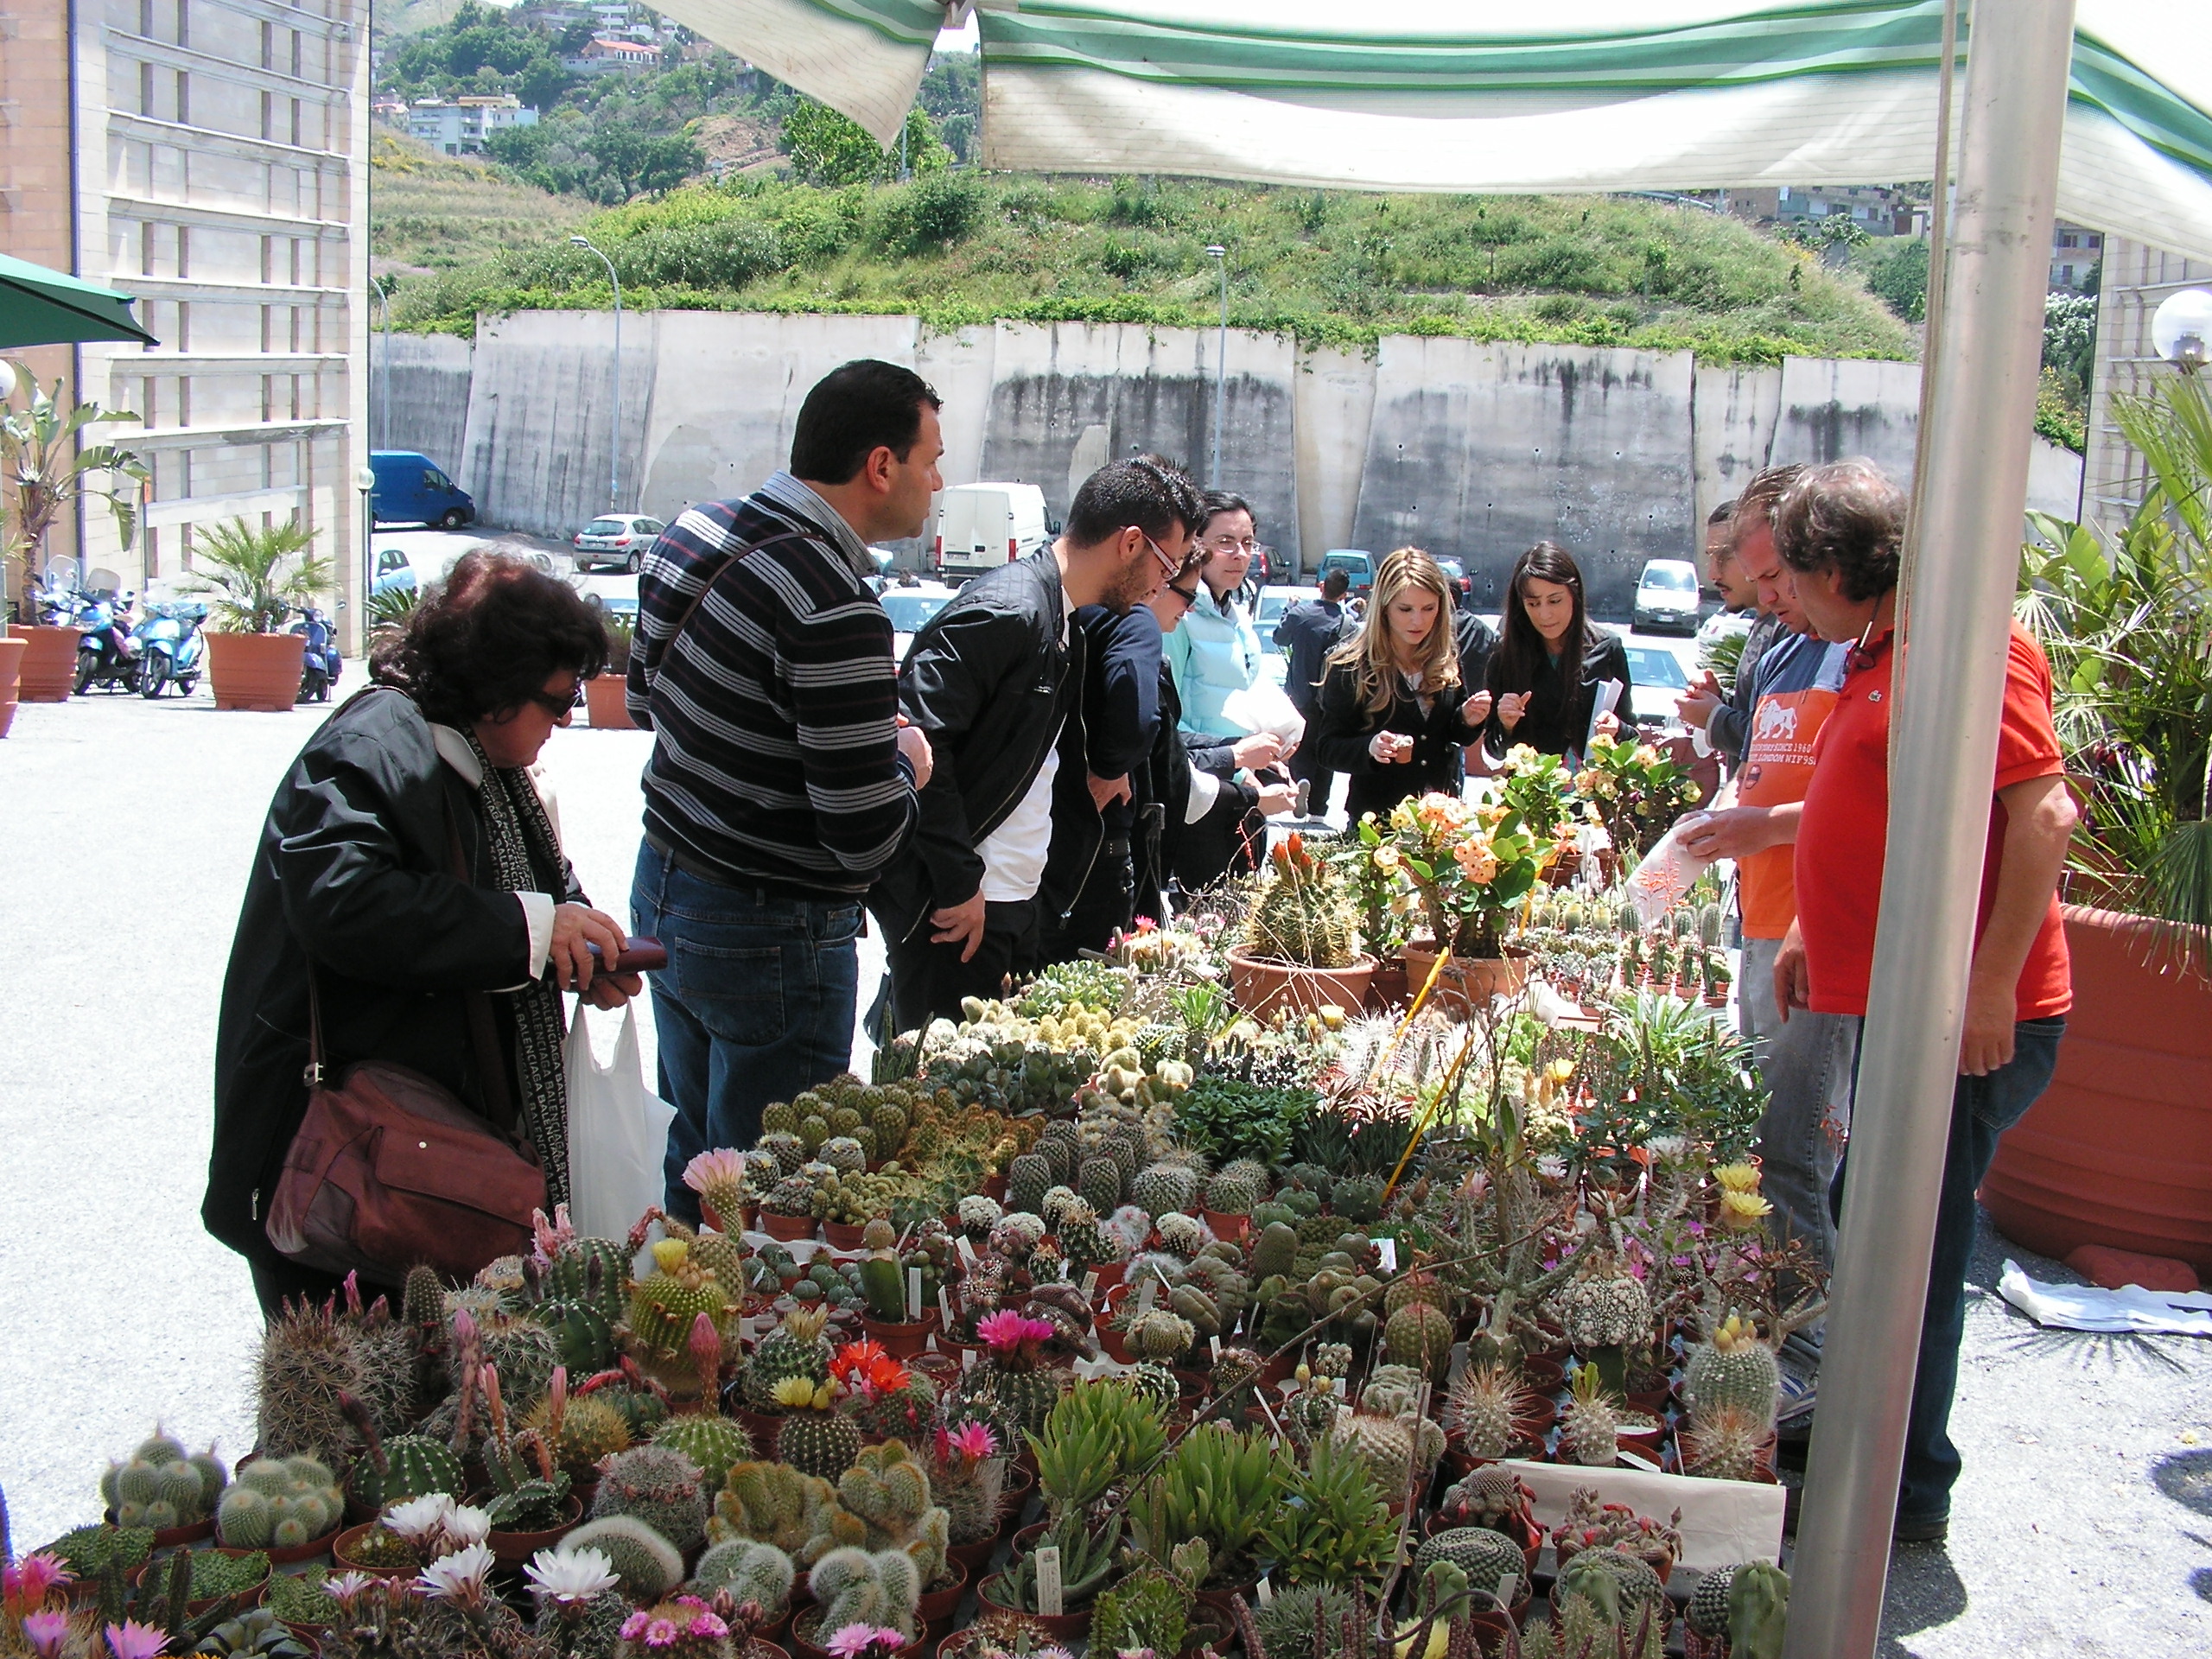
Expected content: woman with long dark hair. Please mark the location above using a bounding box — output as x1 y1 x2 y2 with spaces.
208 551 639 1315
1311 547 1494 823
1482 541 1631 762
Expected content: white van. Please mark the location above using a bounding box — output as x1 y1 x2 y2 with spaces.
933 483 1052 581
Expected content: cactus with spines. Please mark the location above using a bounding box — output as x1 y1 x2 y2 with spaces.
836 1440 950 1586
1681 1402 1774 1484
347 1432 467 1512
753 1129 806 1177
1122 1308 1197 1364
1006 1153 1053 1218
625 1242 733 1383
1683 1313 1783 1428
1330 1174 1383 1224
690 1538 796 1617
1558 1365 1623 1468
1078 1154 1126 1216
1556 1258 1654 1394
1248 1220 1300 1281
771 1376 862 1479
1122 1361 1181 1417
100 1432 226 1531
476 1308 563 1415
1687 1564 1738 1638
1721 1560 1789 1659
1054 1198 1119 1273
564 1515 685 1600
818 1135 868 1174
536 1298 620 1376
741 1305 835 1412
1382 1299 1454 1380
524 1391 632 1475
1154 1211 1208 1257
1436 1464 1537 1539
808 1546 923 1641
214 1454 342 1550
256 1294 374 1467
1414 1527 1529 1605
1446 1363 1535 1462
539 1236 634 1322
1327 1409 1444 1502
708 1459 844 1560
1132 1161 1202 1217
683 1229 747 1298
649 1415 753 1497
1202 1167 1258 1217
589 1444 709 1554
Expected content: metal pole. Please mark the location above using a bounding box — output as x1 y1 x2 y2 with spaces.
1782 5 2075 1656
1205 245 1228 487
369 282 391 452
571 236 622 508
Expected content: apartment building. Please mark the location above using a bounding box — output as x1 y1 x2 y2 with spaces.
0 0 370 642
406 93 537 156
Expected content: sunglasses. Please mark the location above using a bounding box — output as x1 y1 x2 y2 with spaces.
1165 582 1201 613
526 681 585 717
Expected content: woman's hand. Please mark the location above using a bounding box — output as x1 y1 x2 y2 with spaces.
1255 781 1298 816
1496 691 1529 732
585 972 644 1009
1460 690 1494 728
551 902 628 992
1231 733 1282 769
1593 709 1623 741
1369 730 1414 764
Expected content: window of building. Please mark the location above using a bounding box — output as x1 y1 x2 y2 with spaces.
175 71 188 127
261 92 273 143
176 300 189 352
261 19 273 70
291 99 302 149
141 61 156 118
175 0 188 51
291 29 303 78
142 221 156 277
175 226 189 280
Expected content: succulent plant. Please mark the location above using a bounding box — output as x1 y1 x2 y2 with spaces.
808 1545 923 1640
1681 1402 1775 1483
690 1537 796 1616
1247 1582 1357 1659
1445 1362 1535 1461
708 1459 845 1561
1556 1260 1653 1393
1382 1299 1454 1380
1202 1167 1259 1217
1683 1313 1783 1428
214 1455 342 1550
525 1392 632 1476
100 1431 226 1530
836 1439 950 1587
1326 1408 1443 1503
650 1415 753 1497
772 1376 865 1480
590 1444 709 1554
741 1305 835 1413
254 1294 375 1467
1558 1366 1622 1468
563 1515 684 1600
1414 1526 1529 1605
195 1605 312 1657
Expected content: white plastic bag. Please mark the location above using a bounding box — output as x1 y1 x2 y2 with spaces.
564 1004 676 1239
1626 812 1718 926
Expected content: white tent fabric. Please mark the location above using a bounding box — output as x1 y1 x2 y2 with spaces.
652 0 2212 262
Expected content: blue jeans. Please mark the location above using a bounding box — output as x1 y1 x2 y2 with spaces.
632 841 861 1224
1831 1014 2065 1522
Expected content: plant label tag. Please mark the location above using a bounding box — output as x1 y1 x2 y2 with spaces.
1081 1270 1099 1298
1378 1237 1398 1272
736 1316 755 1345
1034 1546 1063 1617
957 1236 979 1266
1496 1573 1519 1610
1136 1278 1158 1313
907 1267 925 1322
962 1346 976 1371
938 1288 955 1328
1210 1334 1222 1360
1256 1576 1274 1606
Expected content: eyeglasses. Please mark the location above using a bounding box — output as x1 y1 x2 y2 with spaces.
527 681 584 717
1207 536 1259 553
1847 614 1889 674
1140 531 1183 582
1165 583 1201 613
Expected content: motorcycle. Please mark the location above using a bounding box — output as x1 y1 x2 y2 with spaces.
293 603 341 702
137 601 207 699
73 589 143 695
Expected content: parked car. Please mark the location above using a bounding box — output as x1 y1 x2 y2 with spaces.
934 483 1053 581
1432 555 1474 606
1252 583 1320 690
1619 641 1692 736
371 451 475 530
1317 549 1377 596
1694 606 1754 652
574 513 668 574
880 580 960 663
1632 557 1702 633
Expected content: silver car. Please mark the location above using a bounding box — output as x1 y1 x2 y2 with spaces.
573 513 667 574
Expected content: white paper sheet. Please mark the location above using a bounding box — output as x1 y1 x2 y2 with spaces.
1996 1260 2212 1336
1503 1459 1786 1572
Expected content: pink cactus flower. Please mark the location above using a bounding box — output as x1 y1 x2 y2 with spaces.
22 1611 68 1659
105 1620 171 1659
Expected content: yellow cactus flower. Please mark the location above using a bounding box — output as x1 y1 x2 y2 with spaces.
1713 1162 1764 1193
1548 1058 1576 1084
772 1375 831 1411
651 1238 690 1274
1719 1189 1773 1231
1373 845 1402 871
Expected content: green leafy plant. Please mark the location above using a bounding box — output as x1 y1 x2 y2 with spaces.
1028 1378 1166 1516
1128 1422 1285 1586
183 518 335 634
1172 1076 1315 1168
1256 1436 1395 1590
0 359 148 614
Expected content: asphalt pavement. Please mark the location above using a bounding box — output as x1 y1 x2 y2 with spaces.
2 688 2205 1657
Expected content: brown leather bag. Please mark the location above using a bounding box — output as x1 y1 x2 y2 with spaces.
264 807 549 1282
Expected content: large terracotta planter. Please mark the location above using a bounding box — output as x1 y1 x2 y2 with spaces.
9 624 79 702
1980 905 2212 1274
0 635 24 735
207 631 306 712
584 671 635 729
1401 940 1527 1014
1224 944 1376 1023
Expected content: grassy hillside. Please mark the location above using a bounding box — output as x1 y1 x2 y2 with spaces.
371 132 590 275
386 173 1916 364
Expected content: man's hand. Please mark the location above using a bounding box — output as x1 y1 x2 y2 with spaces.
1679 807 1776 862
895 717 934 791
1231 733 1282 770
1460 690 1494 728
1958 973 2018 1076
1496 691 1530 732
1677 670 1724 733
1369 730 1414 764
931 890 988 963
585 971 644 1010
1088 772 1132 810
551 903 627 992
1773 920 1810 1023
1255 781 1298 815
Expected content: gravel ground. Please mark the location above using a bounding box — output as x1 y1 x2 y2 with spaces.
2 692 2206 1656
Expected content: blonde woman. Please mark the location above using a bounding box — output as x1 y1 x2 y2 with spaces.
1312 548 1494 822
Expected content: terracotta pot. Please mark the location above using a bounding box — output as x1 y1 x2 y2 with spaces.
9 624 79 702
1519 1356 1567 1393
105 1508 216 1549
487 1495 583 1566
330 1522 412 1576
0 635 23 735
206 630 306 712
1097 1325 1134 1363
1980 905 2212 1274
823 1220 868 1252
130 1558 269 1617
915 1557 969 1630
982 1172 1007 1203
1224 944 1377 1024
788 1608 925 1659
1400 941 1527 1014
861 1312 938 1358
944 1532 1001 1577
1366 952 1411 1012
976 1573 1090 1641
1200 1209 1250 1243
760 1212 817 1243
583 672 635 730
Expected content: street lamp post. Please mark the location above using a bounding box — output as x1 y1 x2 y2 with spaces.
571 235 623 510
1205 245 1227 487
354 465 378 659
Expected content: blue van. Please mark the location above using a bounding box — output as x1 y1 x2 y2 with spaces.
371 451 476 530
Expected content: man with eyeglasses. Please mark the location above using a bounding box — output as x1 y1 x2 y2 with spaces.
872 457 1205 1033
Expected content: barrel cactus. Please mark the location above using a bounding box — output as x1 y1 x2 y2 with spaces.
215 1455 342 1549
589 1444 709 1554
1684 1313 1783 1428
100 1432 226 1531
563 1515 684 1600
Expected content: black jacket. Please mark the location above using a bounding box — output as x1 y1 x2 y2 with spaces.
1134 659 1258 918
874 550 1100 936
1456 608 1501 696
1312 658 1486 823
1074 602 1162 839
1274 597 1350 712
1483 631 1634 760
206 688 583 1271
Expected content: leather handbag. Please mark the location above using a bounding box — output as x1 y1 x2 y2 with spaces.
264 805 549 1283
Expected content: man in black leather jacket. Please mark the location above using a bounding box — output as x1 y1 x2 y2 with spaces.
872 458 1203 1033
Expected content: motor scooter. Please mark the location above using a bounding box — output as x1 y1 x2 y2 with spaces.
137 601 207 698
292 603 341 702
73 588 143 694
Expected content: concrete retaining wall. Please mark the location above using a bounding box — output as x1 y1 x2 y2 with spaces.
378 315 2085 606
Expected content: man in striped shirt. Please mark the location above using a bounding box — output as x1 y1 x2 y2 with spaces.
629 359 939 1219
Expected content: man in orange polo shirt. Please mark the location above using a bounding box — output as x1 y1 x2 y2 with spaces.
1770 459 2075 1546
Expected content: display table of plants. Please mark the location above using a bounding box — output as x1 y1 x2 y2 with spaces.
5 771 1812 1659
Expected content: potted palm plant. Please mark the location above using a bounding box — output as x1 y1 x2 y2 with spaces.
1983 370 2212 1274
2 359 149 712
585 610 635 729
186 518 334 712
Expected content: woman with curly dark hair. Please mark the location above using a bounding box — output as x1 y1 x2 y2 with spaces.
208 551 640 1315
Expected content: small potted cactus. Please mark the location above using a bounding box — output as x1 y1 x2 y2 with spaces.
100 1430 228 1546
760 1173 823 1243
1226 834 1376 1021
214 1454 345 1561
1199 1166 1258 1242
855 1220 936 1356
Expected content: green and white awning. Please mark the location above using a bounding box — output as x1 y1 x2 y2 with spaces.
652 0 2212 262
